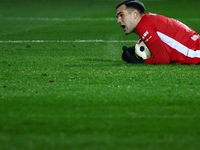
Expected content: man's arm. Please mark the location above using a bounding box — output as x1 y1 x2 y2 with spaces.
144 39 171 64
137 16 171 64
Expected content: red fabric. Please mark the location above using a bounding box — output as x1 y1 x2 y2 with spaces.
145 40 170 64
137 13 200 65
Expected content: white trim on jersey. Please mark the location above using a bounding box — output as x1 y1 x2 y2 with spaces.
157 31 200 58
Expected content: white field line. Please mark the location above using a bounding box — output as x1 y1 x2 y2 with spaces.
0 40 138 43
0 0 165 2
2 17 117 21
1 114 199 119
1 17 200 22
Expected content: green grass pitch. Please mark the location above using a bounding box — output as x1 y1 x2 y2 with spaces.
0 0 200 150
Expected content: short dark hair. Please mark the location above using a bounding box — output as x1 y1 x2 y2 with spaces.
116 0 145 14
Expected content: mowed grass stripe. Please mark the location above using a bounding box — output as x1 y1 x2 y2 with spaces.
2 17 200 22
0 40 138 43
1 114 200 119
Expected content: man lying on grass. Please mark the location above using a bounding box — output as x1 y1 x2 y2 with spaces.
116 0 200 65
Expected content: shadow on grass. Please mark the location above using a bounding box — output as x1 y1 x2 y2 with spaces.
64 58 126 67
83 58 120 63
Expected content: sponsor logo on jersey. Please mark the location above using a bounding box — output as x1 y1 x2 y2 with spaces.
191 35 200 41
142 30 149 41
142 30 152 43
145 36 152 43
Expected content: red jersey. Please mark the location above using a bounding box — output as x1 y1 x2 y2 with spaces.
136 12 200 65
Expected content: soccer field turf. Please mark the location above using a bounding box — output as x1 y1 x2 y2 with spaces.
0 0 200 150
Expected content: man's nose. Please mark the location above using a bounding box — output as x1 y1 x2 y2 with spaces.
117 18 121 24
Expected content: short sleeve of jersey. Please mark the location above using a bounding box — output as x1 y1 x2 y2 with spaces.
136 15 160 47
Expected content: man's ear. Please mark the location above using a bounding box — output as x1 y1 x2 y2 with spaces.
132 9 139 19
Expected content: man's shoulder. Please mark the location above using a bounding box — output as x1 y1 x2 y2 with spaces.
137 13 155 28
138 12 168 28
142 12 164 20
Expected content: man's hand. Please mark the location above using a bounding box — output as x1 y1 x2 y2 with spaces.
122 46 145 64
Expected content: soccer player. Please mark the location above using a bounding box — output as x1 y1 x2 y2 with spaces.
116 0 200 65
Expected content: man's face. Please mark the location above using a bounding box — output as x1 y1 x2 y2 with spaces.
116 5 136 35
